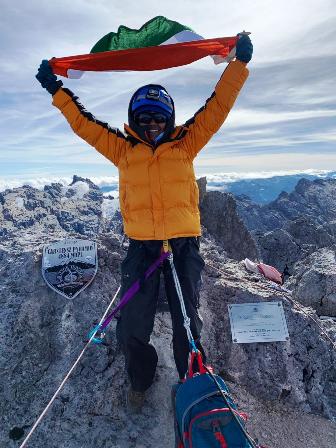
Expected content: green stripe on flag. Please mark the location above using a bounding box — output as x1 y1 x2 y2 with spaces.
90 16 193 53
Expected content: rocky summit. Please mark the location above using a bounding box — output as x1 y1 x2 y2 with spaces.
0 176 336 448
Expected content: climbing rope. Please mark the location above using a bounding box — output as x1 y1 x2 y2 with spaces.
19 285 121 448
164 240 198 352
169 254 196 349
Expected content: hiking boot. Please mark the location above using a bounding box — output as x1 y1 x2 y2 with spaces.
126 387 145 413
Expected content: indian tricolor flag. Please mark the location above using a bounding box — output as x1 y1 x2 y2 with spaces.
50 16 238 78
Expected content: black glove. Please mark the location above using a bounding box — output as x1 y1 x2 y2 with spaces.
236 34 253 63
36 59 63 95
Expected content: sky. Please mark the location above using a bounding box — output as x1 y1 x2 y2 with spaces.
0 0 335 186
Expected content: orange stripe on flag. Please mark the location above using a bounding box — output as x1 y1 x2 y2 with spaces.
50 37 238 78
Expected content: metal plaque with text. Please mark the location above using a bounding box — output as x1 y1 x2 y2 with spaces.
42 239 98 300
228 301 289 343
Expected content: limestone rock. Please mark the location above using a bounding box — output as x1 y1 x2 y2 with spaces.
0 176 103 245
288 248 336 317
201 254 336 420
1 177 336 447
285 217 333 249
235 179 336 268
257 228 308 272
236 178 336 233
200 191 259 261
196 176 207 205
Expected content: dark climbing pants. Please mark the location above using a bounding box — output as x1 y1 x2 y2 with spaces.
116 237 206 392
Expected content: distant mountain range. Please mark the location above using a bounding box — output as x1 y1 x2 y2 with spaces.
99 171 336 204
208 171 336 204
1 171 335 205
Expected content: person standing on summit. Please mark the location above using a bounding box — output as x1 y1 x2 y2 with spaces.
36 34 253 410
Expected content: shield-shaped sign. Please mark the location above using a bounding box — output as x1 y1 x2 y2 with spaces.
42 239 98 299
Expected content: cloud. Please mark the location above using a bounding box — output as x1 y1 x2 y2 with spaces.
2 168 334 193
195 152 336 173
0 0 336 178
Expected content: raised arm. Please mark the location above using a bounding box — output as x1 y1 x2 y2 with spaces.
179 34 253 160
36 60 125 167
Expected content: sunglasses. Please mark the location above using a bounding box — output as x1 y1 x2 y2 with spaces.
136 112 168 125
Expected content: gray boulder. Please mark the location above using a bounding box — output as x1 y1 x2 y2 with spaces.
200 191 259 261
196 176 207 205
0 176 103 242
1 233 336 448
285 217 333 249
256 228 304 272
288 248 336 317
200 254 336 420
236 178 336 234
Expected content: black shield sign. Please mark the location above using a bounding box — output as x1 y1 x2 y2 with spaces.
42 239 98 299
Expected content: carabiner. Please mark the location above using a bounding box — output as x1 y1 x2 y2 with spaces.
88 325 107 345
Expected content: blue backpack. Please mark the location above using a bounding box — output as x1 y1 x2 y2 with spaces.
173 353 263 448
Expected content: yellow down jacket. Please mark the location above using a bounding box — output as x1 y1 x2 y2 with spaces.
52 60 249 241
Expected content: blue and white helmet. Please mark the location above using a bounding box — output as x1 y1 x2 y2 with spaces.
128 84 175 145
130 85 174 117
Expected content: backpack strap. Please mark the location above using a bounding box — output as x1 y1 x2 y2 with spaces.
188 350 206 378
213 420 228 448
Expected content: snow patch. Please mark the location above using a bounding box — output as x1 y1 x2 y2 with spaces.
102 198 120 218
62 181 90 199
15 197 25 208
103 190 119 199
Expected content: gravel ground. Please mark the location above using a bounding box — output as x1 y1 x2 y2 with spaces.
231 382 336 448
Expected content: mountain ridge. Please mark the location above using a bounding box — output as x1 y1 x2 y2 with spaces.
0 175 335 447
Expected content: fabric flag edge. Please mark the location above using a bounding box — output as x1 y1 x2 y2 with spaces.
50 36 238 78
